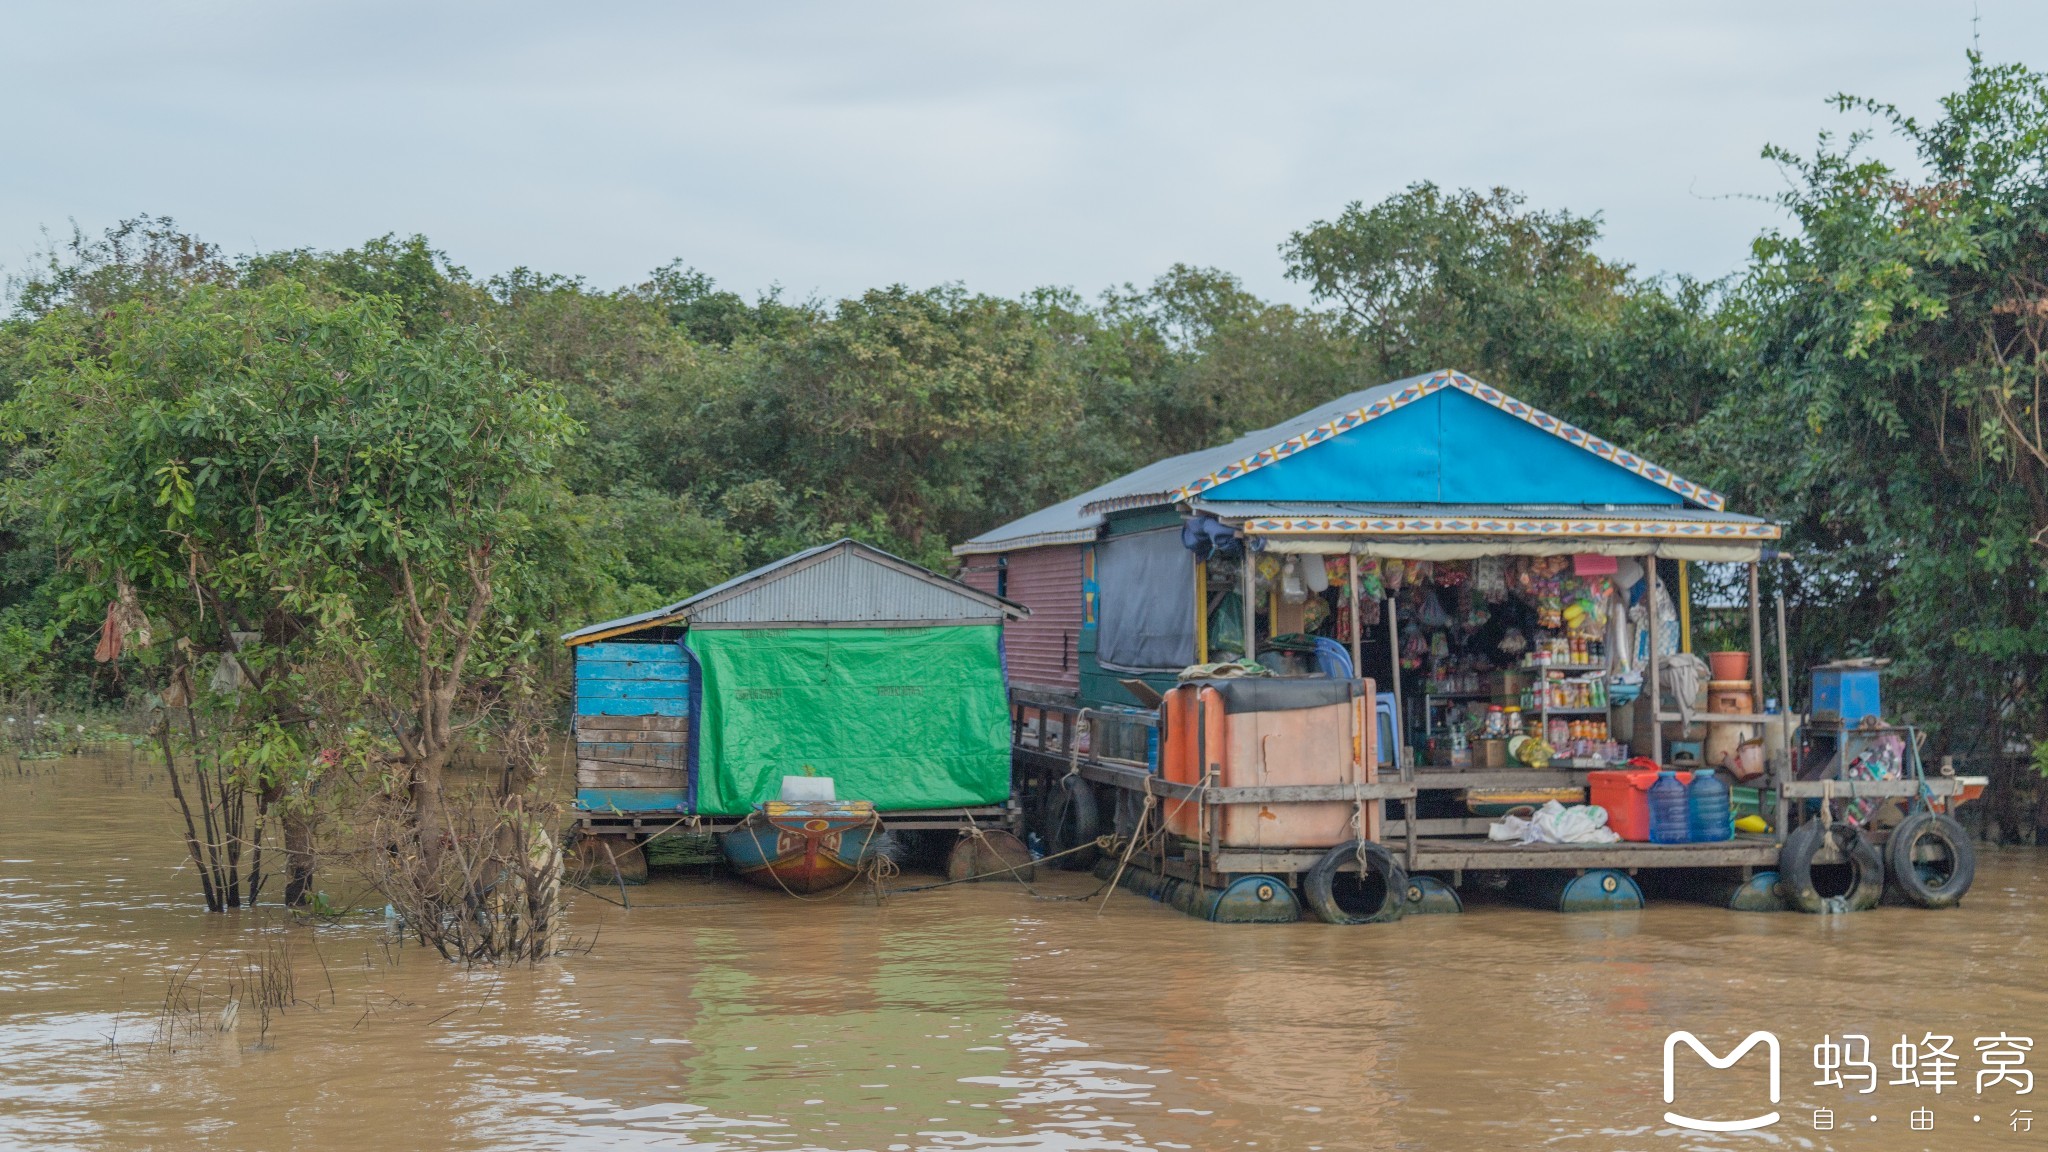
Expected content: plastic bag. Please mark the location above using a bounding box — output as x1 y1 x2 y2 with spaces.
1489 801 1620 845
1208 592 1244 655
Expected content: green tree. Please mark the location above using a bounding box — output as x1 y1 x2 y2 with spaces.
1716 53 2048 833
5 275 581 934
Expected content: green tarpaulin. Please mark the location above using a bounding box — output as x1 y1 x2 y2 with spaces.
686 625 1011 816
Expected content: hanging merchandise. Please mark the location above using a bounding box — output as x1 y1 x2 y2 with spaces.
1401 619 1427 670
1418 587 1451 630
1499 627 1529 657
1435 560 1469 588
1302 596 1330 634
1301 554 1331 593
1279 557 1309 604
1628 575 1682 662
1208 591 1245 655
1474 556 1509 604
1334 597 1354 644
1353 557 1385 600
1409 560 1435 586
1383 559 1408 591
1323 556 1350 589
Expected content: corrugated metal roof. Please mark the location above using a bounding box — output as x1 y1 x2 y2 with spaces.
953 375 1428 555
562 539 1027 645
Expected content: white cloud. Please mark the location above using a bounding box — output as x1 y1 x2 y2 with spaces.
0 1 2032 304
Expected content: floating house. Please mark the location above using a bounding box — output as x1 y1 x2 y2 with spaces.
971 370 1995 921
562 539 1028 844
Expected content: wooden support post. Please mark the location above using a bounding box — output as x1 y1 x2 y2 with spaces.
1678 562 1693 654
1346 549 1363 678
1194 553 1209 664
1647 560 1663 765
1242 544 1257 662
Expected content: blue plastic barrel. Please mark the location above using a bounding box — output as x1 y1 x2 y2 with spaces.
1649 771 1691 843
1687 771 1733 842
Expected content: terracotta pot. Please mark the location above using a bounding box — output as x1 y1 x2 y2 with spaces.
1707 650 1751 681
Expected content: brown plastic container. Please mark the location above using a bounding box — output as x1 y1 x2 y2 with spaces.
1159 678 1376 848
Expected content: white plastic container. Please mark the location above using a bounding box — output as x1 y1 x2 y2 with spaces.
780 775 836 803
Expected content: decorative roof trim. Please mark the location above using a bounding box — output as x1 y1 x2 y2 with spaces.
1235 515 1780 539
1170 370 1728 512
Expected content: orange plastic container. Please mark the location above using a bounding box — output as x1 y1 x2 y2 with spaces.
1159 678 1377 849
1590 768 1694 841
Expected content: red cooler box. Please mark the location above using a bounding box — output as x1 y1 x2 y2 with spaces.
1590 769 1659 842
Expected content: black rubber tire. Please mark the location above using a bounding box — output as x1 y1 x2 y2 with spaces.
1886 810 1976 909
1303 839 1407 924
1778 820 1885 914
1043 774 1101 871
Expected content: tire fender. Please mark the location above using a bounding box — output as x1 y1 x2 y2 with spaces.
1303 839 1407 925
1886 810 1976 909
1778 820 1884 914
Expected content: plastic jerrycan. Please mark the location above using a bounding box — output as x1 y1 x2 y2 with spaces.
1648 770 1692 844
1687 770 1733 842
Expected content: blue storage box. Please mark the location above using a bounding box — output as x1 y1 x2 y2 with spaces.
1811 663 1884 726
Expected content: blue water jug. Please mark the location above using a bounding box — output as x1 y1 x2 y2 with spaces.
1649 771 1691 843
1687 770 1733 842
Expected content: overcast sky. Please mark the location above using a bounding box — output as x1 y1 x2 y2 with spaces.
3 3 2040 307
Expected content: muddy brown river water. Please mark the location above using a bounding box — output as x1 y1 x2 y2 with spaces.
3 753 2045 1151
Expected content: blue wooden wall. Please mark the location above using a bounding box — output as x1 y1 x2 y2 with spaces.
574 640 691 813
575 641 691 716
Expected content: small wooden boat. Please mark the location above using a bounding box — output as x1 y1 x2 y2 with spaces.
721 799 880 893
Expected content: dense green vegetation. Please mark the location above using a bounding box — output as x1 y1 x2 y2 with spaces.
4 54 2048 844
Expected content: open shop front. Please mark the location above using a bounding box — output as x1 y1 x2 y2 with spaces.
1181 515 1786 839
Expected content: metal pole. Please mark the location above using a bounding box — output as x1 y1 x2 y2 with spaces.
1774 584 1794 842
1747 561 1765 706
1647 558 1663 764
1346 549 1363 678
1194 553 1209 664
1242 543 1256 663
1386 592 1406 776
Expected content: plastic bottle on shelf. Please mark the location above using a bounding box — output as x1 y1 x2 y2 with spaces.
1649 771 1691 843
1687 771 1733 842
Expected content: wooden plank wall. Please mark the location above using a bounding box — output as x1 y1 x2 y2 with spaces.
574 641 691 809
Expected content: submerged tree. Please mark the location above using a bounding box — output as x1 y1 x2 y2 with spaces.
5 276 578 955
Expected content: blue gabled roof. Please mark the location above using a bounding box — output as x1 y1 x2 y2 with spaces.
956 370 1728 554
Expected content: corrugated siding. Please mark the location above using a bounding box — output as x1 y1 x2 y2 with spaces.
1001 546 1084 695
691 548 1006 625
